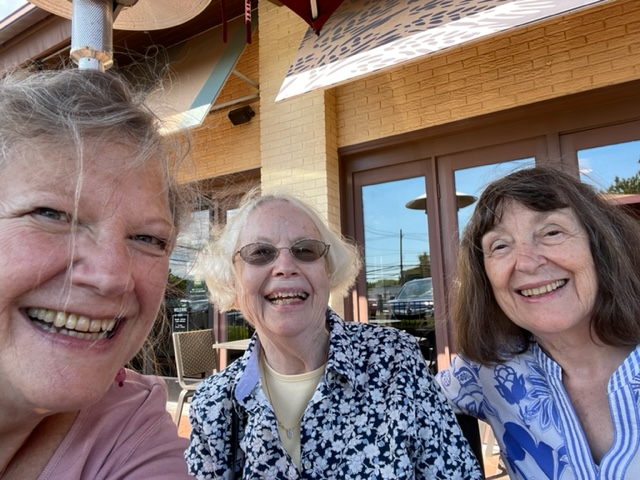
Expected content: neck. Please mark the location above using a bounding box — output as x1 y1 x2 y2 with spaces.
260 327 330 375
537 336 634 379
0 404 45 474
0 411 78 479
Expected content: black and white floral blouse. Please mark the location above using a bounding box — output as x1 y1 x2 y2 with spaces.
186 309 482 479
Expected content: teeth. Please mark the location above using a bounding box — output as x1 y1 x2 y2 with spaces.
520 280 567 297
266 291 309 304
54 311 67 328
267 292 308 299
26 307 120 340
76 316 90 332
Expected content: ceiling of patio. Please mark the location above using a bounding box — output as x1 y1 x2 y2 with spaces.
0 0 259 69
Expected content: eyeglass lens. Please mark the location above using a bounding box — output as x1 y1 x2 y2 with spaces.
237 239 329 265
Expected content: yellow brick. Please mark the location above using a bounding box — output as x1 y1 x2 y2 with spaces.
589 45 631 65
433 60 466 77
528 31 566 50
549 36 588 55
476 36 511 55
444 46 480 65
434 78 467 95
534 69 573 87
514 85 554 104
482 94 517 111
592 65 637 85
551 76 594 94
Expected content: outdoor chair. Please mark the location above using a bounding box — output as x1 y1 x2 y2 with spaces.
172 328 218 427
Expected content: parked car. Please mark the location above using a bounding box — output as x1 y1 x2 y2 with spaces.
388 278 434 320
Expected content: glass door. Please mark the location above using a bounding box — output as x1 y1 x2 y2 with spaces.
351 160 441 372
437 140 541 305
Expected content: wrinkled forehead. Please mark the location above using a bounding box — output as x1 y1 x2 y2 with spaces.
241 200 320 241
4 140 165 203
11 137 156 174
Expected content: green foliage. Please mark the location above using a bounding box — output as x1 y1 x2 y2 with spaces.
227 325 252 342
367 278 400 289
607 161 640 194
166 271 187 299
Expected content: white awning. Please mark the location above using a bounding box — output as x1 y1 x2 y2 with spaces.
277 0 608 102
152 11 257 132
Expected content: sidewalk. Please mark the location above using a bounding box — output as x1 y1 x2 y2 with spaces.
166 401 191 438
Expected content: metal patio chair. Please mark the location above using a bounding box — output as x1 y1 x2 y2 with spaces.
172 328 218 427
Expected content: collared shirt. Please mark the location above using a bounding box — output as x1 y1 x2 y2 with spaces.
436 343 640 480
186 310 482 479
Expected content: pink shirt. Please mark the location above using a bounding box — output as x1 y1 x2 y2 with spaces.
39 370 190 480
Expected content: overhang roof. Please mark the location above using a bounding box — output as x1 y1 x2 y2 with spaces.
277 0 611 102
0 0 258 70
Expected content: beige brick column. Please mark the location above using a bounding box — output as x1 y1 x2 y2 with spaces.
258 2 345 314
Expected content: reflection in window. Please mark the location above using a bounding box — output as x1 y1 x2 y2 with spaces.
169 209 210 280
362 177 430 315
454 158 535 236
579 141 640 193
165 210 212 333
362 177 436 371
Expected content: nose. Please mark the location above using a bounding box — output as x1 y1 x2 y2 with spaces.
271 248 300 277
513 241 546 273
69 236 135 297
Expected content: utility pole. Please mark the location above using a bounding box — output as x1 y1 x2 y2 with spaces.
399 229 404 284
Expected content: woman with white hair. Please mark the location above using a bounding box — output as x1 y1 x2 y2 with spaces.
186 191 482 479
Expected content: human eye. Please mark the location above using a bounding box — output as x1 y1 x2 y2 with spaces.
540 210 580 242
133 234 170 253
544 228 562 237
537 226 572 246
293 242 314 254
489 241 509 255
31 207 71 223
482 234 510 257
250 244 274 256
241 243 276 262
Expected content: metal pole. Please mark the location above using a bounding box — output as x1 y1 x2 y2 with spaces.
399 229 403 284
70 0 114 71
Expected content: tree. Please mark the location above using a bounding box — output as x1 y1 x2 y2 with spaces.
607 160 640 194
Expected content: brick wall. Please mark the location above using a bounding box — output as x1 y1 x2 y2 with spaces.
179 31 261 183
185 0 640 183
258 2 341 229
336 0 640 146
258 2 345 313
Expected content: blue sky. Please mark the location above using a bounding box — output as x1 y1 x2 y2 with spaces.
363 141 640 283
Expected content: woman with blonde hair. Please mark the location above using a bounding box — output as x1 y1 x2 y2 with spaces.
0 68 193 479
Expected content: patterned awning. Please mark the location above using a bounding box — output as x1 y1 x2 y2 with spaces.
277 0 609 102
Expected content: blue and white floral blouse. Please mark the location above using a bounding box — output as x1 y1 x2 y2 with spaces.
186 309 482 479
437 343 640 480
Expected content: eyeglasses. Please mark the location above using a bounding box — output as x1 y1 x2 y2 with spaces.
234 239 330 266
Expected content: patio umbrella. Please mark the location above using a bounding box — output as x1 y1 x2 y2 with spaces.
406 192 477 214
29 0 211 70
278 0 345 34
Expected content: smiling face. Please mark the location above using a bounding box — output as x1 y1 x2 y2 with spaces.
481 202 598 347
0 141 174 412
234 201 331 344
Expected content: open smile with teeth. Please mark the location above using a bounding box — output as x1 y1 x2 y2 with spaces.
27 307 122 340
266 291 309 305
519 279 567 298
